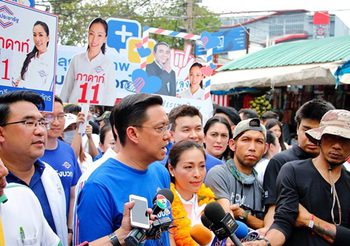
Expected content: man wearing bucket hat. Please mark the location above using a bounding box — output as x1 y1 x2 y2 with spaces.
244 109 350 246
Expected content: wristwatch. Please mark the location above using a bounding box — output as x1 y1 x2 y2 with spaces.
238 209 250 221
108 232 122 246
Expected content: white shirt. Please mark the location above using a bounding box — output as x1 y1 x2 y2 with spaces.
60 52 117 105
1 183 60 246
254 158 269 186
179 88 205 100
20 52 54 91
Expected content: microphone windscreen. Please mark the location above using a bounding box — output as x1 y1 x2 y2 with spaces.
204 202 226 224
155 188 174 203
201 214 213 229
190 224 213 246
235 221 249 239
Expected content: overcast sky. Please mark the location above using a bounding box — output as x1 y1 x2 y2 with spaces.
201 0 350 26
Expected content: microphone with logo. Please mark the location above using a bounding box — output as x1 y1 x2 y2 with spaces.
125 189 174 246
203 202 247 246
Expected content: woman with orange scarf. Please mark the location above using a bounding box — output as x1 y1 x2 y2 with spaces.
167 140 216 246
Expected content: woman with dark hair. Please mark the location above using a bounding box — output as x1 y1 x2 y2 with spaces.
167 140 216 245
15 21 53 90
204 116 233 160
179 62 205 100
60 17 116 105
265 118 289 151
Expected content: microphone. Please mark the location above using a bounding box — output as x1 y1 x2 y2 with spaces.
125 189 174 246
201 214 249 240
151 188 174 216
204 202 243 246
190 224 213 246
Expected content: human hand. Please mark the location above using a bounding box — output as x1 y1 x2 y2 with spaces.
229 203 245 219
171 44 195 79
242 240 268 246
85 124 93 139
75 112 85 131
256 227 269 237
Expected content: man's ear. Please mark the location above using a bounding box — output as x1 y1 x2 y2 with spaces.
0 127 5 143
264 143 269 155
126 126 140 145
228 138 236 152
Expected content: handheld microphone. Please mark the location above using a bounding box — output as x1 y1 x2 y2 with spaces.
125 189 174 246
204 202 243 246
151 188 174 216
190 224 213 246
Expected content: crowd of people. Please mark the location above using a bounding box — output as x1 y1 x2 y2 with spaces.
2 15 350 246
1 89 350 246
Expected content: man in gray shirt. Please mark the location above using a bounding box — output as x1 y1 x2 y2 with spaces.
206 118 267 230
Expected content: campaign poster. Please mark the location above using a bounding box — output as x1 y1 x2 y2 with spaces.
0 0 57 111
105 18 215 119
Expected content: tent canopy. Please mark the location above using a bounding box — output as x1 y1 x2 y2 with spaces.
212 36 350 92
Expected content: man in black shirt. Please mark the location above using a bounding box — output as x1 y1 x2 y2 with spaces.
262 99 335 231
244 109 350 246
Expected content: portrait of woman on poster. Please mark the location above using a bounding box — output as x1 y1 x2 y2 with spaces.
60 17 116 105
179 62 205 100
15 21 54 91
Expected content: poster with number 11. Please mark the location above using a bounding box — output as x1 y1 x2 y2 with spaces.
0 0 57 111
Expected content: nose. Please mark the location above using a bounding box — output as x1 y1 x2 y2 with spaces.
163 129 171 141
188 129 199 140
193 167 201 178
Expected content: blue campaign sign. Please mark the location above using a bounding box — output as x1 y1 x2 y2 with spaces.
107 18 141 53
195 27 246 55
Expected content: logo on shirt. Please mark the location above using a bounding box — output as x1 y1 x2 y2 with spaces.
62 161 71 169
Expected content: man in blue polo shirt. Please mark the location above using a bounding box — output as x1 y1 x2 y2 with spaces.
0 90 67 245
41 95 82 242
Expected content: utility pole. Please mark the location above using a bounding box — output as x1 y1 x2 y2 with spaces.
186 0 193 33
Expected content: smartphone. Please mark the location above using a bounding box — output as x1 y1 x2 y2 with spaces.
129 194 150 229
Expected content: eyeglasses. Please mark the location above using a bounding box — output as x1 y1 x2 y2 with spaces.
1 119 50 130
44 113 65 123
133 123 172 135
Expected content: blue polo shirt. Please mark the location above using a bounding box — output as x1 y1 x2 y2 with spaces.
6 160 57 233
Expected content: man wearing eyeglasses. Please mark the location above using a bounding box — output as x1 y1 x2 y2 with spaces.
41 95 82 244
0 90 68 245
76 93 171 245
244 109 350 246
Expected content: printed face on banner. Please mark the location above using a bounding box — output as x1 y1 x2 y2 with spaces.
0 1 57 111
57 18 217 120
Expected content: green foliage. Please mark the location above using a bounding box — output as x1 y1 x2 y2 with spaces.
48 0 221 48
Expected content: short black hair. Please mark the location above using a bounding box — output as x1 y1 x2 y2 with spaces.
110 93 163 146
239 108 259 120
263 130 277 158
54 95 63 105
99 124 113 144
261 111 279 121
168 104 202 131
0 90 45 126
294 99 335 127
214 105 241 126
64 104 81 114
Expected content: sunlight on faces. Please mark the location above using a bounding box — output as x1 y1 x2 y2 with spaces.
269 124 282 139
99 129 116 153
2 101 47 161
230 130 266 169
135 105 170 162
320 134 350 167
204 122 229 159
43 101 65 139
88 22 107 53
168 148 206 200
297 119 320 156
171 116 204 145
33 24 49 55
